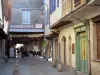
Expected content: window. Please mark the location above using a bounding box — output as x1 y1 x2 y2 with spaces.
22 11 30 24
57 0 59 7
96 24 100 59
49 0 52 13
54 0 56 11
74 0 81 6
41 0 44 5
49 0 56 14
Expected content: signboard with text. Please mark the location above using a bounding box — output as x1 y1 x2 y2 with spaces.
35 23 43 28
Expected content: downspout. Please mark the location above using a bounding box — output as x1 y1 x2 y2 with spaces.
70 0 91 75
86 20 91 75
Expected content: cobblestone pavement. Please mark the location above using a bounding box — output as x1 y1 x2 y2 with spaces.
0 57 87 75
19 57 87 75
0 58 15 75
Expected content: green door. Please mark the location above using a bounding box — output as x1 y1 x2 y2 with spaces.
76 32 88 73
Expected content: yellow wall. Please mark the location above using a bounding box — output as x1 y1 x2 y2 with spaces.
58 24 76 68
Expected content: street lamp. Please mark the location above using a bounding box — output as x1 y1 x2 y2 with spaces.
39 3 50 61
39 3 50 28
40 11 44 19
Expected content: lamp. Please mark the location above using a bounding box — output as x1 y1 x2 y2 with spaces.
40 11 44 19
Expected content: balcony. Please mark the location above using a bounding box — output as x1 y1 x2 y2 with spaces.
9 24 44 33
50 0 98 29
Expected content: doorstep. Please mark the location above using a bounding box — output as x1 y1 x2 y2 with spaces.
62 64 87 75
77 71 88 75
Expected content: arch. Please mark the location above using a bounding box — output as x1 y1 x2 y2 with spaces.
68 35 72 66
62 36 66 64
62 36 66 41
55 39 58 62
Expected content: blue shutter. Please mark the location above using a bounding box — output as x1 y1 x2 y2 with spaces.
42 0 44 5
49 0 52 13
50 0 55 14
51 0 53 12
54 0 56 11
22 11 25 24
53 0 56 11
22 11 30 24
27 11 30 24
53 0 54 11
57 0 59 7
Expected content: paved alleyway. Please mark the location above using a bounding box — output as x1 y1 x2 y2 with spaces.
0 57 87 75
0 59 15 75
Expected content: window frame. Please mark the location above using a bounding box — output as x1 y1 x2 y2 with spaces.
22 10 30 24
74 0 81 7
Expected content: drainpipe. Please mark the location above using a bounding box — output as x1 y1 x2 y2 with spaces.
70 0 91 74
87 20 91 75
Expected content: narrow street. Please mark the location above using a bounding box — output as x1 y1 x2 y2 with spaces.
0 59 15 75
0 0 100 75
0 57 87 75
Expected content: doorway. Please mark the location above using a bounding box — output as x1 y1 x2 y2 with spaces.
55 39 58 63
76 31 88 73
68 35 72 66
62 36 66 64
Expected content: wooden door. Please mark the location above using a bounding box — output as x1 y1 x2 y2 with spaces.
96 24 100 59
55 40 58 61
76 32 88 73
64 40 66 64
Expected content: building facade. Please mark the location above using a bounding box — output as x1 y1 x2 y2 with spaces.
10 0 44 33
44 0 100 75
9 0 45 58
0 0 12 61
9 0 44 44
